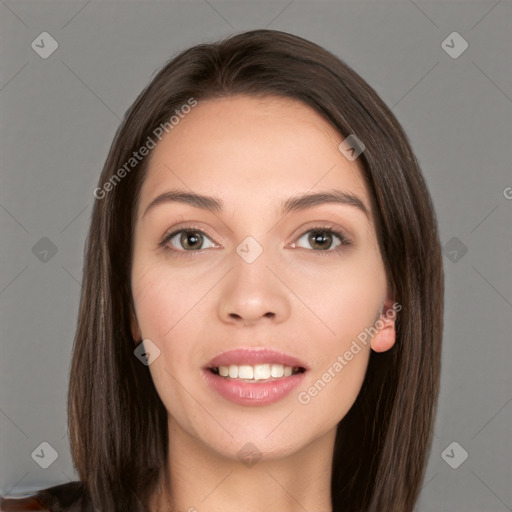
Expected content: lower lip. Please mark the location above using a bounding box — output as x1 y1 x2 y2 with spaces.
203 369 306 406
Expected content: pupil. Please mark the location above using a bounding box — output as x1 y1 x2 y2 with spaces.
182 231 202 249
310 231 331 250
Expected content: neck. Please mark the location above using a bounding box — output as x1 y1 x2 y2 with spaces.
151 417 335 512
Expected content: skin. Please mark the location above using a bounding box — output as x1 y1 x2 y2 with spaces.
130 95 396 512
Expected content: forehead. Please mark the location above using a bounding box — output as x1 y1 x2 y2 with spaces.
138 94 371 220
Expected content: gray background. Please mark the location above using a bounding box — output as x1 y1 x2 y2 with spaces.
1 1 511 510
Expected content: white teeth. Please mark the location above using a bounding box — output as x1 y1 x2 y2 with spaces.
270 364 284 378
216 363 298 380
253 364 270 380
238 365 253 379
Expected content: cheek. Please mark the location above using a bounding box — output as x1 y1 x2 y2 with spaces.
132 261 205 341
294 271 376 423
133 282 168 335
296 349 370 436
290 252 385 414
131 260 216 393
131 263 204 417
292 257 386 350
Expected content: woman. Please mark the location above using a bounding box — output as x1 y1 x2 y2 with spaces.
1 29 443 512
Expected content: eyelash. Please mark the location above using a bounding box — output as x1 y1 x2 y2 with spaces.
158 224 352 258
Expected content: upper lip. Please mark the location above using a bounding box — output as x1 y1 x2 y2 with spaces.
205 348 310 370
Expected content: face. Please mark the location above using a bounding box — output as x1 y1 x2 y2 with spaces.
130 94 396 462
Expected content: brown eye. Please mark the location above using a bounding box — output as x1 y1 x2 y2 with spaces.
308 231 333 250
164 229 215 251
294 228 350 252
180 231 203 250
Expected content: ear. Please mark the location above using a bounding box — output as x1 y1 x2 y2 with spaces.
129 303 142 344
370 298 398 353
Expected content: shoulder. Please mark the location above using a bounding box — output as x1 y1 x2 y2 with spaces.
1 481 91 512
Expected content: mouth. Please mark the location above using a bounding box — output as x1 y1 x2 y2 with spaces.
202 348 309 406
209 364 306 382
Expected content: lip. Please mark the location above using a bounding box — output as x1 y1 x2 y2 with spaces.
205 348 310 370
203 348 309 406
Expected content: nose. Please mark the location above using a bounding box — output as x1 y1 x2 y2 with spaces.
216 247 291 327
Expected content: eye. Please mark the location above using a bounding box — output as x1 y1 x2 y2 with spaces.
159 225 351 256
160 228 216 252
292 227 351 253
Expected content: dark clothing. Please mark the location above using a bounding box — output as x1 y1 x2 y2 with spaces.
0 482 90 512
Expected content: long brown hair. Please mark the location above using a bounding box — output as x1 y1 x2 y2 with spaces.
68 29 443 511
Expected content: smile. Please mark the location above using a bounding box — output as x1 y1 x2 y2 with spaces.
210 364 304 381
203 348 309 405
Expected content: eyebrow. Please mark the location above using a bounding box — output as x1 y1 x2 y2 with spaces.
142 188 369 218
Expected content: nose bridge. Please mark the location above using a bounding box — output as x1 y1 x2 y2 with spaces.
231 235 275 297
216 234 290 324
235 234 266 266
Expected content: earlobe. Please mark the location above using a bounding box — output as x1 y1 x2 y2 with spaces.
370 299 398 353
